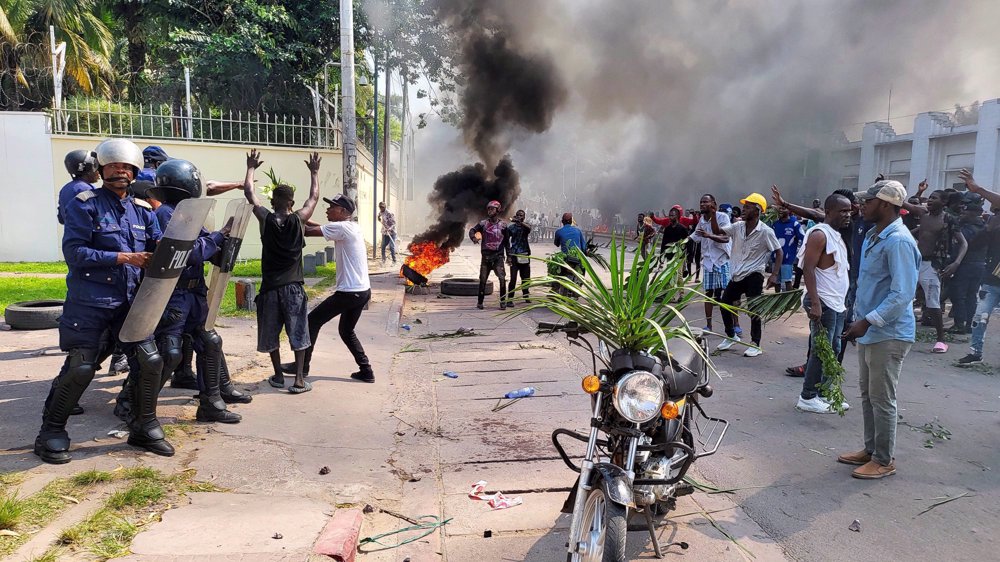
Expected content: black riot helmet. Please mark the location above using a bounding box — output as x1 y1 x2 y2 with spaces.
64 149 98 178
149 159 204 203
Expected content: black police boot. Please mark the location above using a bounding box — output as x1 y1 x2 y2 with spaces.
219 356 252 404
170 335 200 390
127 343 174 457
70 404 84 415
35 349 99 464
195 355 241 424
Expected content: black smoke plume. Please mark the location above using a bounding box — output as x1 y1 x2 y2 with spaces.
408 0 566 252
412 157 519 251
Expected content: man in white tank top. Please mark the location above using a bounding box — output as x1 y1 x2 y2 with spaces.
794 194 853 414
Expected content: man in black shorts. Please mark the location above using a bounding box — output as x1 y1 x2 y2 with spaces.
241 149 321 393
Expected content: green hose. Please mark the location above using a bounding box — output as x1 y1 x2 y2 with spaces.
357 515 452 551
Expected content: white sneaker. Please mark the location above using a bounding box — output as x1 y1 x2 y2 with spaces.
716 337 739 351
821 397 850 411
796 396 834 414
743 346 763 357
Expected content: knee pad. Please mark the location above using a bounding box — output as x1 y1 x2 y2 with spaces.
133 340 164 378
157 335 183 375
196 329 223 354
65 348 99 385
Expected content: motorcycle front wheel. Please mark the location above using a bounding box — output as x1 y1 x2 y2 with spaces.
573 485 627 562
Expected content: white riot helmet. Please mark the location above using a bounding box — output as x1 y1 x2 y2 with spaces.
94 138 144 175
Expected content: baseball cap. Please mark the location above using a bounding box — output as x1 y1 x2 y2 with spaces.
856 180 906 207
740 192 768 213
323 193 356 214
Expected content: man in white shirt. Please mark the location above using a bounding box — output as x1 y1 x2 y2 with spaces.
282 194 375 384
689 194 733 333
792 194 853 413
705 193 782 356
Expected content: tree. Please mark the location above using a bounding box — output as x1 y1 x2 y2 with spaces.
0 0 115 109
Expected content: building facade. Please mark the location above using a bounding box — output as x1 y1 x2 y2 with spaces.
828 98 1000 196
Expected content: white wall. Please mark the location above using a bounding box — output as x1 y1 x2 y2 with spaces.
0 113 60 261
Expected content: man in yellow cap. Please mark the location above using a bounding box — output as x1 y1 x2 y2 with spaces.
706 192 782 356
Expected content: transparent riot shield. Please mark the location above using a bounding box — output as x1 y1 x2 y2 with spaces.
119 198 216 342
204 199 254 330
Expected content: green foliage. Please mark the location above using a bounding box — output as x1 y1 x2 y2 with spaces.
813 327 847 417
508 237 715 361
71 470 114 486
746 289 803 322
260 167 294 202
0 491 25 530
106 481 165 510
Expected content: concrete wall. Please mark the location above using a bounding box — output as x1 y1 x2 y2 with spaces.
0 113 59 261
0 111 398 262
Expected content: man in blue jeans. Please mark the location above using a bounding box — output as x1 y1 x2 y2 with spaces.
795 194 853 413
958 169 1000 364
378 201 397 265
841 180 920 480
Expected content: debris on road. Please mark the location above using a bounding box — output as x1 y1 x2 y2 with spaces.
469 480 523 510
916 492 973 517
443 371 459 378
418 327 478 340
319 466 330 475
272 532 283 540
401 324 411 330
107 429 129 439
483 529 493 538
849 519 862 532
399 343 425 353
363 504 375 514
414 318 423 324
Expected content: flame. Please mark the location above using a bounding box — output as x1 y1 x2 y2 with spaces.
402 241 450 278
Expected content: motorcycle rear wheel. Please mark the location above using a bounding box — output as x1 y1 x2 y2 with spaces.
574 485 627 562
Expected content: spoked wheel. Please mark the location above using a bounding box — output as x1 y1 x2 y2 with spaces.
573 485 627 562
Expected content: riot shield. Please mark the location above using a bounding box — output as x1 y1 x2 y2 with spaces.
119 198 216 342
204 199 254 330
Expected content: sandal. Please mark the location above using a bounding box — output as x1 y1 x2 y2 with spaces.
932 342 949 354
288 381 313 394
268 374 285 389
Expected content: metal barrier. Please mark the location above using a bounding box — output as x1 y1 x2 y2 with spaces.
53 97 340 149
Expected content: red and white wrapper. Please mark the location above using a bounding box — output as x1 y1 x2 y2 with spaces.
468 480 522 510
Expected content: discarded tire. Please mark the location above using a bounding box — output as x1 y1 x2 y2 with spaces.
440 278 492 296
4 300 63 330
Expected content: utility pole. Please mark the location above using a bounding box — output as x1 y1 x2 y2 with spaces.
372 51 379 259
398 77 408 234
340 0 359 209
382 66 391 208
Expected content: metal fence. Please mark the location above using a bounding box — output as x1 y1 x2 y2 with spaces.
52 97 340 149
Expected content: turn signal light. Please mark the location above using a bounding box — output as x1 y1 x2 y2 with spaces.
582 375 601 394
661 398 685 419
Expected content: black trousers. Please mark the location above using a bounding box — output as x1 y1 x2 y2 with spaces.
305 289 371 373
721 273 765 344
479 252 506 303
506 261 531 302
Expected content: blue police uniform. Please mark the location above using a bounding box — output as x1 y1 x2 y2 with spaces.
56 179 96 225
36 186 174 464
149 202 243 423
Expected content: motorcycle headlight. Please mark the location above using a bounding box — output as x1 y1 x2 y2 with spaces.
613 370 664 423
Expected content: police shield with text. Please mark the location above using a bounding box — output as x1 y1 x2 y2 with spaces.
148 159 244 423
34 138 173 464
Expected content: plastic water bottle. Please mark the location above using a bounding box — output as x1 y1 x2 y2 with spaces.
504 387 536 399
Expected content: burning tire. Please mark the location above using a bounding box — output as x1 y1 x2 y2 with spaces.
4 300 63 330
440 278 492 296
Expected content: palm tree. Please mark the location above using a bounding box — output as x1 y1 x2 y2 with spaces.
1 0 115 109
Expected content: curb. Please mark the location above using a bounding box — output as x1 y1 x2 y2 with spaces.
313 508 364 562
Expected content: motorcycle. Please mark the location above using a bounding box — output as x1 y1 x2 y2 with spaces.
538 321 728 561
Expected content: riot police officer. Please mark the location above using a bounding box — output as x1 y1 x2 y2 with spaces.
34 138 174 464
144 159 243 423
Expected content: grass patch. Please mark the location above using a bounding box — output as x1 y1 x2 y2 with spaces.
56 467 221 560
0 278 67 315
0 262 68 274
161 422 196 440
107 481 165 510
0 472 25 492
0 478 87 557
71 470 114 486
0 491 25 530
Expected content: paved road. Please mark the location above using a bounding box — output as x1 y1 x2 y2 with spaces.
1 241 997 561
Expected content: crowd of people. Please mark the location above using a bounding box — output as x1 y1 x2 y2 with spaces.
37 139 374 465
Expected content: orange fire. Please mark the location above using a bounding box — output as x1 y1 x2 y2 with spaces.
402 241 450 278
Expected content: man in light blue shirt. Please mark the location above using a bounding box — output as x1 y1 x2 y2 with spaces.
840 180 920 480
